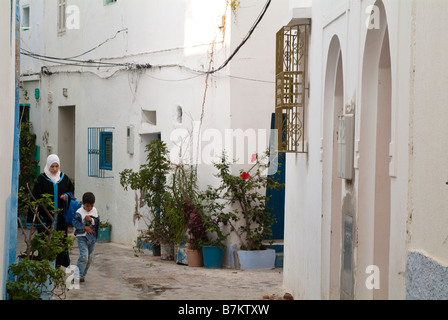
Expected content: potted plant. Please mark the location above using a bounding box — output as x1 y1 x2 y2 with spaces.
204 151 283 269
183 199 207 267
135 229 161 256
200 210 229 269
8 190 74 300
98 220 112 243
120 140 196 262
120 140 172 257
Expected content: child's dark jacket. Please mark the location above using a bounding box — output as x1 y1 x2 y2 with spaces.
72 207 100 244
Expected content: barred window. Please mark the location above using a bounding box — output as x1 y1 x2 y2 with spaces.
275 23 310 153
88 127 114 178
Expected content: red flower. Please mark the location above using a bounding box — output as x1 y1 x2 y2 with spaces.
240 172 250 180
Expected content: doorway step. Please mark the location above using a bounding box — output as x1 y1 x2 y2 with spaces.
264 240 284 268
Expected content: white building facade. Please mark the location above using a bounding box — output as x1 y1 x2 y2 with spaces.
283 0 448 300
20 0 290 257
13 0 448 300
0 0 19 300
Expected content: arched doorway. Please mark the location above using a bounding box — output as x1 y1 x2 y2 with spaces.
357 0 392 300
322 35 344 299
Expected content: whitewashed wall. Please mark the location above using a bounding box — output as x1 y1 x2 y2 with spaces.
0 0 17 300
284 0 448 300
283 0 413 300
22 0 291 249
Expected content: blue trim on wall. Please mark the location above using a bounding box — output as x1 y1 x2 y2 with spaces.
2 0 20 300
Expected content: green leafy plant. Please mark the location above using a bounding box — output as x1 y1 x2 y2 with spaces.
120 140 196 247
8 187 74 300
7 259 66 300
18 122 39 218
203 151 283 251
99 220 112 229
120 140 171 245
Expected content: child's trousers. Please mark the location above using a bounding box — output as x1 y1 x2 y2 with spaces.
76 236 95 278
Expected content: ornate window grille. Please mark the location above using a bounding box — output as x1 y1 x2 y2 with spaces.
275 23 310 153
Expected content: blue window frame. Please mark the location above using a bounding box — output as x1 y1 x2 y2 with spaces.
100 132 113 170
88 127 114 178
103 0 117 6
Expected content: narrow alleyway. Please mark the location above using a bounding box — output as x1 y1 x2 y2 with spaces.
16 228 287 301
61 240 286 300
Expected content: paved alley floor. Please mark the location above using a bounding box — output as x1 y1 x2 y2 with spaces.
16 228 287 301
58 240 286 301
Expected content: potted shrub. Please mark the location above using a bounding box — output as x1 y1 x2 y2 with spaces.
135 229 160 257
204 151 283 269
200 210 229 269
120 140 172 257
183 199 207 267
8 191 74 300
120 140 196 262
97 220 112 243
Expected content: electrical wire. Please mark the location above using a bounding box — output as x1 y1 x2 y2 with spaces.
20 1 272 79
64 28 128 59
203 0 272 75
21 49 130 67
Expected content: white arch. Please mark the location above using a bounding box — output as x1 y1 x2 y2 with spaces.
321 35 344 300
357 0 392 300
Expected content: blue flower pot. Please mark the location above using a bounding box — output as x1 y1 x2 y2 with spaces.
97 227 111 243
202 246 223 269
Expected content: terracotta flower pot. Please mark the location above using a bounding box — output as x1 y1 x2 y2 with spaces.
186 248 203 267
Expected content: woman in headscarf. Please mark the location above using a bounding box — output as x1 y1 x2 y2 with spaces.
28 154 74 267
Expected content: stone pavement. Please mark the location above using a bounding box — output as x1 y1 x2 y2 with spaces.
57 240 287 301
57 243 285 300
15 227 288 301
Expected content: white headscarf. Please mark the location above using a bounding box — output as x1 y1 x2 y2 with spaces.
44 154 61 184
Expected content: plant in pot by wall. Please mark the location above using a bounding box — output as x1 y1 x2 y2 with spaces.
120 140 196 261
120 140 171 256
97 220 112 243
199 207 229 269
183 199 207 267
8 191 74 300
204 151 283 269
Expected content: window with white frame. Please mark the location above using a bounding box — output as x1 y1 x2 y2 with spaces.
22 6 30 31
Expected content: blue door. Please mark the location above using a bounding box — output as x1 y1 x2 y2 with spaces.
266 113 286 240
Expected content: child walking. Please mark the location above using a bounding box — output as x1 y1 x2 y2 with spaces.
72 192 99 282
